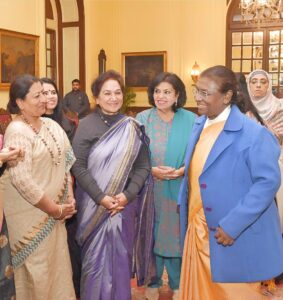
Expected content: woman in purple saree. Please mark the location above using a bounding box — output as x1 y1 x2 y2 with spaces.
72 70 156 300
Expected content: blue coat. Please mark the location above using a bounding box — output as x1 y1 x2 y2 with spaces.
178 105 283 283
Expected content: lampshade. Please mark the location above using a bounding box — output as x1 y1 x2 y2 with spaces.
191 62 201 84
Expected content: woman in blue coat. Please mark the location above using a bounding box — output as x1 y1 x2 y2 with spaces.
178 65 283 300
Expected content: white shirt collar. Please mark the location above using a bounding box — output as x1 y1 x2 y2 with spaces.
204 105 231 128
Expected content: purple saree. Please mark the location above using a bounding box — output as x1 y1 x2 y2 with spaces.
76 117 156 300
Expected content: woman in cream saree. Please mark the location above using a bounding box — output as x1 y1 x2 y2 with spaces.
2 75 76 300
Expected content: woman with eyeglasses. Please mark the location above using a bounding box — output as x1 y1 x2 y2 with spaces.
136 72 195 300
178 65 283 299
247 69 283 232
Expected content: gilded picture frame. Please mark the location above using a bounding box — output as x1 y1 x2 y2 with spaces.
122 51 167 91
0 29 39 89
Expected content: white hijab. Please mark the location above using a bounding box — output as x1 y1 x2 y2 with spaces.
247 69 281 121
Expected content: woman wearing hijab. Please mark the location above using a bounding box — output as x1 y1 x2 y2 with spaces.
247 69 283 231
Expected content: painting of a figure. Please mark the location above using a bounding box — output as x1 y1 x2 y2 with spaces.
0 30 38 88
122 51 167 90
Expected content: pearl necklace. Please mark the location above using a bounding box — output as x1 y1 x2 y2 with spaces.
21 115 62 165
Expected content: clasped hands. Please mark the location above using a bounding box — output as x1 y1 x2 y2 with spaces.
214 226 234 247
152 166 184 181
100 193 128 217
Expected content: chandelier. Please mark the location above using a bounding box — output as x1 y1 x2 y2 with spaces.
239 0 283 24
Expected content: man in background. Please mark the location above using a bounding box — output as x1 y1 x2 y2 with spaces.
63 79 90 119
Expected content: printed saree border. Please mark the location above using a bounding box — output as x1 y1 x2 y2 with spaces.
12 177 69 268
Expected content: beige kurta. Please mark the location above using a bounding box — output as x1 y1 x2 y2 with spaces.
1 117 76 300
180 122 265 300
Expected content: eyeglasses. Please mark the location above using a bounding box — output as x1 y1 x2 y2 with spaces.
192 87 217 99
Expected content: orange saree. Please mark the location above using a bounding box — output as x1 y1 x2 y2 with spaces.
179 122 265 300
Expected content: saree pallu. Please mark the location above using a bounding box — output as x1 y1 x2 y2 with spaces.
76 117 155 300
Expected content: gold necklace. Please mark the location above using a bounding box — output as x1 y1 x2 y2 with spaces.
21 115 62 165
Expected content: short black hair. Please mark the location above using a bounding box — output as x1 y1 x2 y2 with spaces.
91 70 124 98
7 74 41 114
200 65 238 106
147 72 187 112
72 79 80 84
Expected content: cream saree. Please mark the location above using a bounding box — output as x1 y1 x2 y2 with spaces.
1 117 76 300
180 122 265 300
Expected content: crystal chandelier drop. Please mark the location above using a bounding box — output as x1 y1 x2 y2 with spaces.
239 0 283 24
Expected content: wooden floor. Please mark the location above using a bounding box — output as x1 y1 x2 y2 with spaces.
131 279 283 300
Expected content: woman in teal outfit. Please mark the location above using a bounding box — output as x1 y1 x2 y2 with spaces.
136 72 195 300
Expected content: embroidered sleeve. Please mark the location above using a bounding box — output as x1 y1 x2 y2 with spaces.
5 132 44 205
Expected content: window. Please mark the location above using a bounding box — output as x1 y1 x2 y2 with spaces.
46 29 57 82
227 0 283 96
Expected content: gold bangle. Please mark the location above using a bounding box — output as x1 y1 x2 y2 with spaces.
54 204 63 219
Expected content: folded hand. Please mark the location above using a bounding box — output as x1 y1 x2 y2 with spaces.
214 226 234 246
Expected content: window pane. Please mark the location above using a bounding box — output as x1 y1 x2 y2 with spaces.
270 30 280 44
232 60 241 72
253 60 262 70
242 60 251 72
269 59 279 72
46 50 51 66
253 32 263 44
281 60 283 71
243 46 252 58
232 46 242 59
280 73 283 86
272 73 278 85
47 67 52 78
243 32 252 45
253 46 262 58
46 33 51 49
269 45 279 58
232 32 242 45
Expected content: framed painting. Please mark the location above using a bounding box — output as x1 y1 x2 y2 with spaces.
122 51 167 91
0 29 39 89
